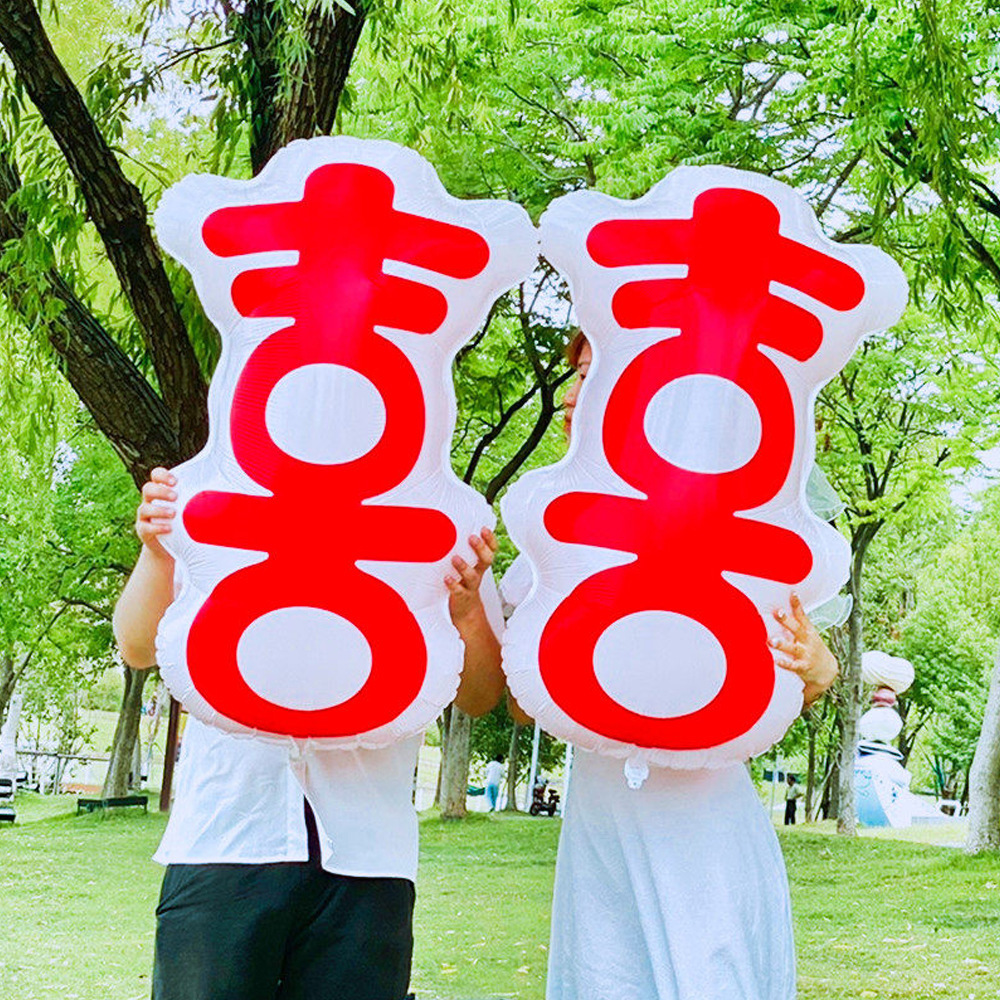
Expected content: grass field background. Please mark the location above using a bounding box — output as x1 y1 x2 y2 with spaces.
2 796 999 1000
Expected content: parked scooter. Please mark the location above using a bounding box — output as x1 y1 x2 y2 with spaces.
529 779 560 816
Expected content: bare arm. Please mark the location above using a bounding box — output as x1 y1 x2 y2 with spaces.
112 467 177 669
448 529 506 717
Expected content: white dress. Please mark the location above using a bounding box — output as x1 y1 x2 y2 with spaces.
500 558 796 1000
547 752 795 1000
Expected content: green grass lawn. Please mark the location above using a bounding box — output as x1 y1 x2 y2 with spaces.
1 798 999 999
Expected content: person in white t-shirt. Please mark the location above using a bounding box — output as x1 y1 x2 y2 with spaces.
501 331 839 1000
484 755 505 811
113 467 505 1000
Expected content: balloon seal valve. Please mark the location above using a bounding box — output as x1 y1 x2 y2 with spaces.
624 753 649 790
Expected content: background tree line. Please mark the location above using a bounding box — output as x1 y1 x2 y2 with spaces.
3 0 1000 844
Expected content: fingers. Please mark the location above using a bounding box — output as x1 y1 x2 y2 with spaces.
150 466 176 485
137 469 178 542
772 652 809 678
768 636 805 659
773 598 810 640
790 592 811 630
448 528 497 591
468 528 497 569
136 502 175 541
768 634 808 676
772 605 797 637
450 554 480 590
138 502 176 523
142 481 177 503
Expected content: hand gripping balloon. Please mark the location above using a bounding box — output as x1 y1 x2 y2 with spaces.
502 166 907 771
154 138 536 746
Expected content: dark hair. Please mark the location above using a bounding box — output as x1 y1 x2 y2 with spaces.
565 328 589 369
493 754 503 763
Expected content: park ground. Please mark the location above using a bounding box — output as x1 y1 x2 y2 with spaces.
1 797 999 1000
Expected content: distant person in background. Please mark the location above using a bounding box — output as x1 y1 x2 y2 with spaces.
485 755 504 811
784 774 801 826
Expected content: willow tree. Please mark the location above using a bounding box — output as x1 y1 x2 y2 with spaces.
0 0 562 803
0 0 387 795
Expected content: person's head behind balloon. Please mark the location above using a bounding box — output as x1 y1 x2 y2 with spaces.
563 329 592 440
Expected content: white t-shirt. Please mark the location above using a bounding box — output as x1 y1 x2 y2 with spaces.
155 572 505 881
155 719 423 880
484 760 504 787
499 557 796 1000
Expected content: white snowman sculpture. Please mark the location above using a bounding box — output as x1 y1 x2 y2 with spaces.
854 651 942 827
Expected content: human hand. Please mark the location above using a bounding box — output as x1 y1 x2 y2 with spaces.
135 467 177 560
446 528 497 626
768 592 839 708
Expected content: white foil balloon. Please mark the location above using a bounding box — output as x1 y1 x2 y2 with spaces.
154 137 537 746
859 706 904 743
502 166 908 769
861 651 915 694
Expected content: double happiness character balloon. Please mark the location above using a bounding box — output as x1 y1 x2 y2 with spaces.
502 166 908 773
154 137 536 746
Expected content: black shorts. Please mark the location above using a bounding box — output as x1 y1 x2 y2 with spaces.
152 862 415 1000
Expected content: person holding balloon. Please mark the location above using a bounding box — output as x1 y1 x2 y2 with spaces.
113 483 505 1000
497 160 911 1000
114 138 902 1000
499 330 840 1000
112 136 541 1000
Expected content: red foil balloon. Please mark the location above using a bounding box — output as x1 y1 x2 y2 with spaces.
502 167 908 769
154 138 536 745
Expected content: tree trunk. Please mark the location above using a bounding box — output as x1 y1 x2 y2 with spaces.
805 710 818 821
966 642 1000 853
439 707 472 819
132 722 144 787
159 697 181 812
0 153 182 484
895 699 924 767
271 0 370 159
0 653 16 731
103 668 149 798
836 543 869 836
433 707 450 808
240 0 284 175
504 720 522 812
0 690 23 776
826 756 839 820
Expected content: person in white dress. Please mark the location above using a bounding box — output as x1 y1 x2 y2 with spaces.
500 332 839 1000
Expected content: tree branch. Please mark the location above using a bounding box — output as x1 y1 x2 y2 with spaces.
269 0 369 160
0 0 207 457
462 381 540 486
815 150 864 220
64 598 112 621
485 367 572 503
0 148 179 483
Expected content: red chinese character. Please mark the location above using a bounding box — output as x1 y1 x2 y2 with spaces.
182 162 490 738
538 188 865 750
